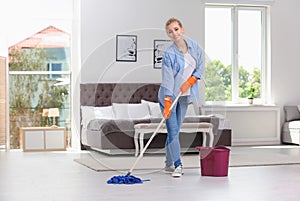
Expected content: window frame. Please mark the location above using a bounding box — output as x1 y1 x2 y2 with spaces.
204 4 270 105
47 63 63 79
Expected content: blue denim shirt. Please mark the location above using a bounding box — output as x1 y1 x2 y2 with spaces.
158 38 204 104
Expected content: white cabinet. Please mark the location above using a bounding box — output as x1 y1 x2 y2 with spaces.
203 105 280 146
20 127 66 151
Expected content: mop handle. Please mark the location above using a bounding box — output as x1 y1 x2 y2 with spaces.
127 92 182 175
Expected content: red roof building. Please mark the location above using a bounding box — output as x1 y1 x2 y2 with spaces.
9 26 70 51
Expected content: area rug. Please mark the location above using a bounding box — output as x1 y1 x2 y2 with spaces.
74 145 300 172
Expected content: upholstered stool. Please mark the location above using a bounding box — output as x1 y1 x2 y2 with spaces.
134 122 214 156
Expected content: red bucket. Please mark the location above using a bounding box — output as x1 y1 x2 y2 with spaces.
196 146 230 177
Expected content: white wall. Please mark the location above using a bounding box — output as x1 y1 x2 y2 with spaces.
81 0 204 83
270 0 300 127
271 0 300 106
0 17 8 57
0 36 8 57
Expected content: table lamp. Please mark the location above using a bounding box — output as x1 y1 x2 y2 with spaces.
48 108 60 128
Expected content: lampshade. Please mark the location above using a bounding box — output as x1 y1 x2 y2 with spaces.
48 108 60 117
42 109 49 117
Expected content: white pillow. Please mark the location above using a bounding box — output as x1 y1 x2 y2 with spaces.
94 106 114 119
112 103 150 119
81 106 95 128
81 106 114 128
141 99 162 118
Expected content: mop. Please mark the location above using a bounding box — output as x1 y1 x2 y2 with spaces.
107 92 182 184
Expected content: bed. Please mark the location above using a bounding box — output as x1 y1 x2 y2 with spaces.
80 83 231 155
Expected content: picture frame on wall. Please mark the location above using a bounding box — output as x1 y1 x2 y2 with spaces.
116 35 137 62
153 39 172 69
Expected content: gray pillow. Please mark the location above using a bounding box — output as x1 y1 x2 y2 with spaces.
284 106 300 121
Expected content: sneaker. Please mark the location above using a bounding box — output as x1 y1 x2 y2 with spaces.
172 165 183 177
163 166 174 174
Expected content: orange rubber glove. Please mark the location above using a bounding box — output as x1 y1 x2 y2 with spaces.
163 96 172 119
180 76 197 94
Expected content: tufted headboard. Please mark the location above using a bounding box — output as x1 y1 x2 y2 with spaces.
80 83 161 106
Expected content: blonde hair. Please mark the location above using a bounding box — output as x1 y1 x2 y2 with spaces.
165 17 183 29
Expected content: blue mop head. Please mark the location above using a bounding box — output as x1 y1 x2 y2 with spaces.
107 174 149 184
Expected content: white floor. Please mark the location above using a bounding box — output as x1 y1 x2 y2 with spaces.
1 147 300 201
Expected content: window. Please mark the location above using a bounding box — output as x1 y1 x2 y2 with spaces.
205 5 268 104
7 0 73 149
9 51 71 149
48 63 62 79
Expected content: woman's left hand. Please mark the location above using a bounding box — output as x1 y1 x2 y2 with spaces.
180 76 197 94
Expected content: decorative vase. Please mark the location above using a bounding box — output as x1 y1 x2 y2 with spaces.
248 98 254 104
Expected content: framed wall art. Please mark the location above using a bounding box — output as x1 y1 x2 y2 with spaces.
153 39 172 69
116 35 137 62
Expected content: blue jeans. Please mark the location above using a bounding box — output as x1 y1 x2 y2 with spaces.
160 96 188 168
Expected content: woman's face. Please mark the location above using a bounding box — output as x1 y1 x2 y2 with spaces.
166 22 184 42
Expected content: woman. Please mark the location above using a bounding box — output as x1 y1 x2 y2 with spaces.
158 17 204 177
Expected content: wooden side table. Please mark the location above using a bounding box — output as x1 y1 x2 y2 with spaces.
19 127 66 152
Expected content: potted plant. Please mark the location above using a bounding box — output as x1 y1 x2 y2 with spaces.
246 76 260 104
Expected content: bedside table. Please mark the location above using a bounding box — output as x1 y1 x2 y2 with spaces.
19 127 66 152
